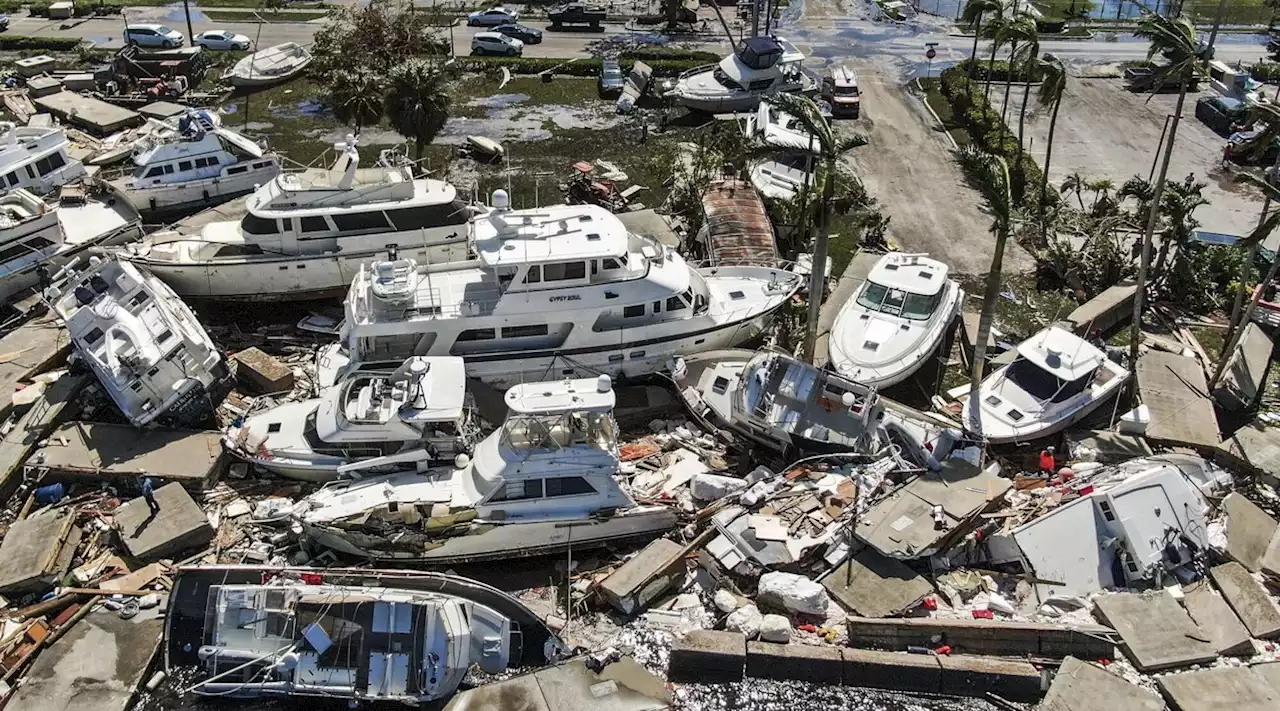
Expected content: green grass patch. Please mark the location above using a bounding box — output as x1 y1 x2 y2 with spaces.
919 77 973 148
955 271 1079 344
203 9 330 22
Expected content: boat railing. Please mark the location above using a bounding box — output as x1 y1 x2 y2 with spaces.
675 63 715 81
689 257 797 271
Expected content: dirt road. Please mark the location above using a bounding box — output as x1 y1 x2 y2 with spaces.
845 65 1034 276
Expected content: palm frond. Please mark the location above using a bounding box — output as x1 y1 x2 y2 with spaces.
763 93 833 153
1037 54 1067 107
1236 171 1280 202
956 146 1012 231
961 0 1002 26
1134 11 1200 62
836 133 869 154
1241 204 1280 249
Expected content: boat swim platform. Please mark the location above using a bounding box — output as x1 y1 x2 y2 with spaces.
32 91 142 135
698 178 779 267
309 509 679 566
1136 349 1221 450
26 421 226 488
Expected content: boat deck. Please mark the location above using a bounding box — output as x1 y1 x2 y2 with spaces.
60 198 137 245
699 179 778 267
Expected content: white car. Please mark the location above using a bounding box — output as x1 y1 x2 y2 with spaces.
471 31 523 57
468 7 518 26
124 24 185 49
193 30 252 51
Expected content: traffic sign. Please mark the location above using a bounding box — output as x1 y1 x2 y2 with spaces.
926 48 936 60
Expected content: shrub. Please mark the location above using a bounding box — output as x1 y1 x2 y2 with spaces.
956 58 1044 83
620 47 719 64
1250 61 1280 82
454 56 702 77
0 35 82 51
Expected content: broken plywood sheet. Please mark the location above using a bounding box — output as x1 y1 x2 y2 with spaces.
821 547 933 618
1093 592 1217 672
1136 349 1220 449
856 459 1011 559
1041 656 1165 711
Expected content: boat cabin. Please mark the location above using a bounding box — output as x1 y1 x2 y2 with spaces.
994 327 1116 411
737 351 882 449
856 253 950 321
0 122 85 195
0 190 61 278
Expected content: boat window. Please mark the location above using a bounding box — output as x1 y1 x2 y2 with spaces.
157 329 173 343
713 68 743 91
623 305 644 318
144 166 165 178
858 281 940 321
214 243 265 257
902 291 942 320
1004 358 1093 403
456 328 496 342
264 612 291 638
178 160 192 172
542 261 586 281
712 376 730 395
665 295 687 312
227 165 249 175
545 476 596 497
524 265 541 284
489 479 544 502
386 203 470 231
163 164 174 174
24 165 35 179
130 291 150 307
602 258 621 270
503 324 549 338
694 292 708 313
253 161 272 169
747 78 774 91
300 216 329 233
195 156 220 168
242 214 280 235
653 301 662 313
35 153 66 175
331 211 390 232
0 236 55 263
84 327 104 346
4 173 16 187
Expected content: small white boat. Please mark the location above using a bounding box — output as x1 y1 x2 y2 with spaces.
744 101 820 151
225 356 479 482
963 326 1130 444
466 135 505 158
44 255 231 428
224 42 313 88
748 154 811 201
829 253 963 388
668 36 815 114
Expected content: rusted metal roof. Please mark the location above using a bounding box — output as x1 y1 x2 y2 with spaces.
699 179 778 267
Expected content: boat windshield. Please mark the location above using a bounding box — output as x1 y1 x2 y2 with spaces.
502 412 617 453
1003 357 1093 403
713 68 743 91
856 281 941 320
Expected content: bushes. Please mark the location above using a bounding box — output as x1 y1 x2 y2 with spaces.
1250 61 1280 82
620 47 718 64
0 35 82 51
939 67 1044 204
956 58 1044 84
455 56 701 77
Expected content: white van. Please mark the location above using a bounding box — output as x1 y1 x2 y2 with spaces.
822 65 861 119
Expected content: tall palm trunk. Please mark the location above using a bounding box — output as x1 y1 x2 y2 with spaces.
1224 199 1271 352
968 225 1010 435
984 40 999 99
1038 93 1062 240
1130 74 1190 370
804 161 836 362
1017 79 1031 152
968 12 984 77
1000 41 1018 126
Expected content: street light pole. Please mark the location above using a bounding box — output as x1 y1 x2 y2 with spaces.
181 0 194 43
1206 0 1230 56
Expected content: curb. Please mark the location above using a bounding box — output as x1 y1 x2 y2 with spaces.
914 77 960 151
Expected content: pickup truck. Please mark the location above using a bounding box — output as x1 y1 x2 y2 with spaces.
547 3 607 30
1123 65 1201 94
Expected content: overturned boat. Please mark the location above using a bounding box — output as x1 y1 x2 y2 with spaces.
676 348 961 468
963 325 1129 444
166 565 566 704
292 376 677 564
225 356 479 483
668 36 815 114
829 252 963 388
225 42 313 88
44 255 231 427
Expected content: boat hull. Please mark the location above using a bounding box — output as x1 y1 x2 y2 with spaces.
829 283 964 389
963 376 1129 445
112 167 277 219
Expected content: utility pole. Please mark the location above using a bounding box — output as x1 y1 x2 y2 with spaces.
752 0 760 38
181 0 194 43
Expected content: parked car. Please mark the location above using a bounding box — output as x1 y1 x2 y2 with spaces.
468 7 518 26
1195 95 1249 136
493 23 542 44
599 59 625 95
547 2 607 30
124 24 185 49
193 30 252 51
0 13 9 32
471 31 523 57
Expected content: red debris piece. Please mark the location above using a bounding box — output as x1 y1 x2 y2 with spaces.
934 645 952 655
922 597 938 611
972 609 994 620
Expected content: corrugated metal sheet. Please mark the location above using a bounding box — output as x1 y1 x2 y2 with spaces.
700 179 778 266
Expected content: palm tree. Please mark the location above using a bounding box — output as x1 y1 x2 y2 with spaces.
1036 54 1067 238
1060 172 1086 209
963 0 1004 80
1129 12 1207 370
328 67 385 135
1086 178 1116 212
999 15 1038 127
956 147 1014 437
1151 178 1208 280
384 58 451 163
980 13 1010 99
760 93 868 362
1210 172 1280 390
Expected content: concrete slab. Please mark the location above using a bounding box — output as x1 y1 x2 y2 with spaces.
845 616 1116 659
1041 656 1166 711
1214 323 1273 411
231 347 295 394
1136 349 1221 450
596 537 685 615
1093 592 1218 672
821 547 933 618
1182 581 1255 657
114 482 214 562
32 421 224 486
137 100 186 120
668 630 746 682
937 654 1044 703
1210 562 1280 640
1255 661 1280 694
745 641 843 685
1156 667 1280 711
1221 493 1279 572
0 315 71 421
0 506 82 595
1217 422 1280 490
1265 533 1280 580
0 373 86 502
1067 429 1154 464
443 656 670 711
32 91 142 135
1067 282 1136 336
814 250 881 368
840 648 942 694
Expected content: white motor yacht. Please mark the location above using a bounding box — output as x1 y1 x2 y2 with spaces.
44 255 231 427
101 109 281 217
116 137 477 301
225 356 479 482
316 191 801 389
0 186 142 304
668 36 815 114
963 326 1130 444
293 376 678 563
829 253 963 388
0 121 86 196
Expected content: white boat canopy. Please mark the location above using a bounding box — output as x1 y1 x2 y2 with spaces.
1015 326 1106 382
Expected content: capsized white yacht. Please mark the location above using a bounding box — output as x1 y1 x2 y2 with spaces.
101 109 281 217
225 356 479 483
115 137 478 301
292 376 678 564
829 253 963 388
316 191 802 390
668 36 815 114
44 255 231 428
225 42 313 88
0 186 142 304
744 100 821 151
676 348 960 468
963 326 1130 444
0 121 86 196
